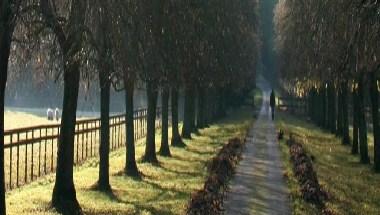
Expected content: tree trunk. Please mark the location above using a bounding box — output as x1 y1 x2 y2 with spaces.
216 90 226 119
308 90 314 122
369 72 380 171
189 90 197 133
203 90 210 127
0 74 5 215
182 86 193 139
352 87 359 154
358 76 370 164
197 87 205 129
315 88 322 126
52 63 81 214
40 0 86 213
159 86 171 156
171 87 185 147
327 83 336 133
341 82 350 145
125 81 139 176
322 85 328 129
337 87 343 137
210 89 217 121
143 81 158 163
0 12 13 213
96 70 111 191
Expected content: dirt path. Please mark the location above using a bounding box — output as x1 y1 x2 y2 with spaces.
223 80 291 215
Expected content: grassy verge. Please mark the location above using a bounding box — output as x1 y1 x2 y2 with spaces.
276 112 380 215
6 106 254 215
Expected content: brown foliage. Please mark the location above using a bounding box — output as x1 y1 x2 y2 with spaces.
286 136 334 214
187 138 244 215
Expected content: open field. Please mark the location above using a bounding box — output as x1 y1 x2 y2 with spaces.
5 106 254 215
5 111 59 130
276 112 380 215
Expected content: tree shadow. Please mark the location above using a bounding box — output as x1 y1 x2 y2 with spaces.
155 163 203 178
185 147 216 156
173 154 207 163
112 170 143 181
83 178 183 215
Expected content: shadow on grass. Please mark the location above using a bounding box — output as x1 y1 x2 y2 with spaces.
112 170 143 181
84 178 183 215
170 154 208 163
184 147 216 156
155 164 203 178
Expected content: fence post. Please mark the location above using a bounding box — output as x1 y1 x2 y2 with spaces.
81 123 84 162
25 132 28 184
44 128 47 175
38 129 41 177
9 135 13 189
51 128 54 172
76 124 79 164
90 121 93 157
16 133 19 187
31 130 34 181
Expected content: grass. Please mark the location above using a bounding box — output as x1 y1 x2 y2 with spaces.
4 111 60 130
276 112 380 215
5 105 254 215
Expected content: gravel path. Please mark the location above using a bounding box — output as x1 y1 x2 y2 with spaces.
223 80 291 215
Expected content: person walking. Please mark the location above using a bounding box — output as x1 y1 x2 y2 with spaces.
270 90 276 120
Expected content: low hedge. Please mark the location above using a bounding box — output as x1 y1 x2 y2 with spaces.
187 138 245 215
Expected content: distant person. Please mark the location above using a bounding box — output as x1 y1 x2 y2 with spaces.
47 108 54 121
270 90 276 120
55 108 60 121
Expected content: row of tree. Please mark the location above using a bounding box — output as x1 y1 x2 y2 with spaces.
0 0 259 214
274 0 379 171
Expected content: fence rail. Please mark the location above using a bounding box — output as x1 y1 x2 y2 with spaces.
3 107 163 190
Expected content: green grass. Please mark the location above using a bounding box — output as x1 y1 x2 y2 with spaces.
276 112 380 215
5 106 254 215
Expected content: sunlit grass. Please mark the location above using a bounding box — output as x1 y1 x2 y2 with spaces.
5 111 58 130
276 112 380 215
5 106 254 215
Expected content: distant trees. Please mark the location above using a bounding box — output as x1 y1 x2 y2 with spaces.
274 0 380 171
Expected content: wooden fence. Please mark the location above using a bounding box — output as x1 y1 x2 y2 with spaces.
3 107 163 190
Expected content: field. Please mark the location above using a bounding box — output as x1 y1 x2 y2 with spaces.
5 106 254 215
276 112 380 215
5 111 59 130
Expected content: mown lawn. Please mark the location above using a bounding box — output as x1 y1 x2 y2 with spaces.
276 112 380 215
6 106 254 215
